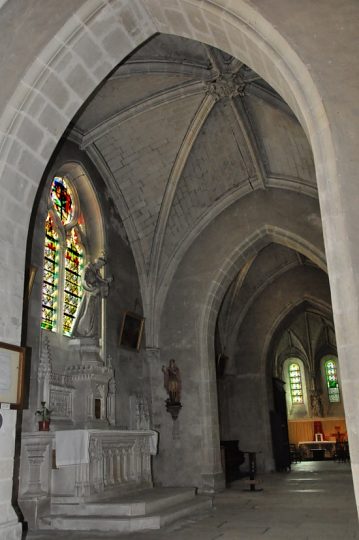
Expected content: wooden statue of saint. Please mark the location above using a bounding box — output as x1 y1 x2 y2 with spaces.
162 359 181 404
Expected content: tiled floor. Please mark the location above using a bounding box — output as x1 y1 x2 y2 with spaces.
25 461 359 540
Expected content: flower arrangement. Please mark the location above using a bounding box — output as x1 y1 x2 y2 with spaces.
35 401 52 430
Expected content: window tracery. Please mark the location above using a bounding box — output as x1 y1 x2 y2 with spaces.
41 176 84 336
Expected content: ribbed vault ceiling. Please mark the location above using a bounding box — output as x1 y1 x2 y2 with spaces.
217 243 327 349
67 33 318 318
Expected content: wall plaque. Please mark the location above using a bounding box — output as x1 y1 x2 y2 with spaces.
0 342 25 407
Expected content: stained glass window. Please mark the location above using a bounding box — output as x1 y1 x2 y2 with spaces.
41 176 85 336
63 228 83 336
289 362 304 404
41 214 59 331
325 359 340 403
51 176 73 225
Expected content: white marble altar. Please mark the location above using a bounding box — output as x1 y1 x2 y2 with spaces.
19 429 157 527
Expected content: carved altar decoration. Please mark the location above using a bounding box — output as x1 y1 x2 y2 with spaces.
162 359 182 421
64 357 114 428
37 335 74 427
107 372 116 427
37 335 114 429
130 393 150 430
36 255 116 429
18 429 158 528
66 254 115 427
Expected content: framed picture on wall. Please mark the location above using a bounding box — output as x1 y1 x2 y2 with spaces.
0 342 26 407
119 311 144 352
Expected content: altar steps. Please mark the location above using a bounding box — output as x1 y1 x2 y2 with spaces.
38 488 213 532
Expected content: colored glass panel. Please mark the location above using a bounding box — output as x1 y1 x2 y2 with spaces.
51 176 73 225
63 228 83 336
325 360 340 402
42 175 87 337
41 214 59 331
289 362 303 404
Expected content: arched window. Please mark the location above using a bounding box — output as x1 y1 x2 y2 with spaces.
41 176 85 336
324 358 340 403
288 362 304 404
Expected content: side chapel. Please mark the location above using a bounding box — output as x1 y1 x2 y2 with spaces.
0 1 358 538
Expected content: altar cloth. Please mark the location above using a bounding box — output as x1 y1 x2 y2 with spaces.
55 429 90 466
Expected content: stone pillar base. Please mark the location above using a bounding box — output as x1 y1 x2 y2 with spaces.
199 471 225 493
18 494 49 530
0 519 22 540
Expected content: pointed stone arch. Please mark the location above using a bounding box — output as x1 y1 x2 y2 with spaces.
197 226 327 472
0 1 358 532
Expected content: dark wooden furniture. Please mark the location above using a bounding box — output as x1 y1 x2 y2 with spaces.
312 448 325 460
220 440 244 483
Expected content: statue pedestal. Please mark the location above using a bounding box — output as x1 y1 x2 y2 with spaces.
69 337 104 366
65 338 114 428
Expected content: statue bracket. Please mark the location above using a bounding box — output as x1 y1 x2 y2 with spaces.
165 399 182 421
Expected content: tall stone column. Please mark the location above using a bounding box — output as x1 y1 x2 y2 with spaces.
198 336 225 493
0 409 22 540
146 348 164 485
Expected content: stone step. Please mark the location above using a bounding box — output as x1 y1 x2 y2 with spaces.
39 495 212 532
51 487 197 516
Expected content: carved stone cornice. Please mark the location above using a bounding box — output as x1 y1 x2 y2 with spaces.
65 362 113 382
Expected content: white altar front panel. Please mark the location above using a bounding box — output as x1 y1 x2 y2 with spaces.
19 429 158 526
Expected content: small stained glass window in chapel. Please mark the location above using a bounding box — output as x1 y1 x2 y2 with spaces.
325 360 340 403
41 175 85 336
289 362 304 404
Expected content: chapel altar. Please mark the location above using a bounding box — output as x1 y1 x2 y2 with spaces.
297 440 336 460
19 428 158 528
18 316 159 528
